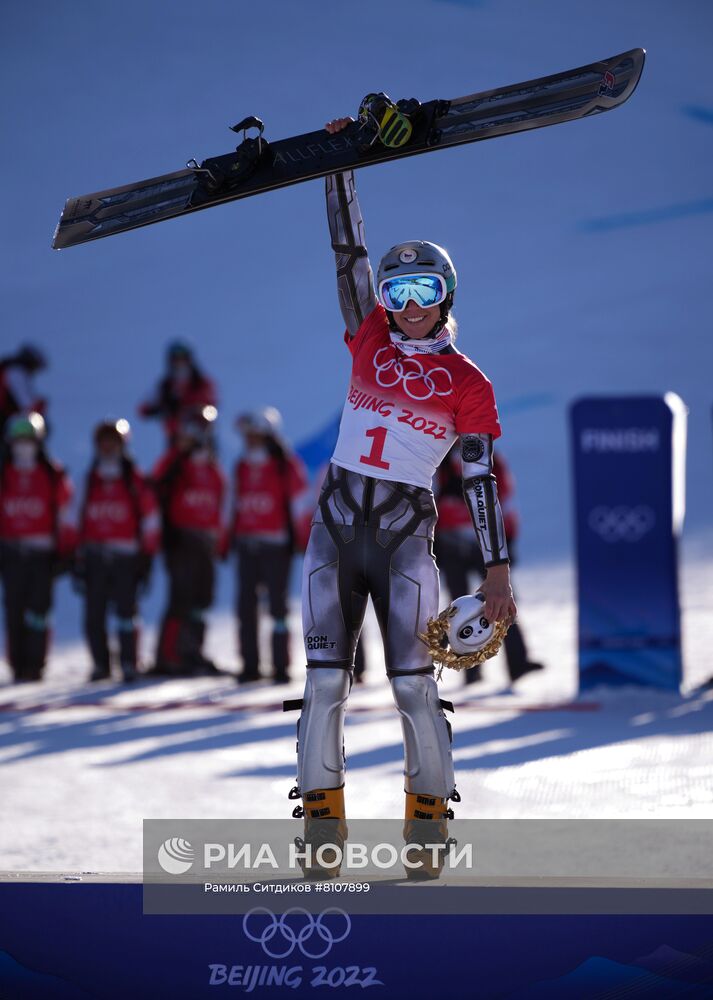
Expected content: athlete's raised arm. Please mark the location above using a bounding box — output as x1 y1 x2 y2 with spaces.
460 432 517 623
325 119 377 337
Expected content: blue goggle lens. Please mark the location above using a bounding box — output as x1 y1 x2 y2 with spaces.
378 274 447 312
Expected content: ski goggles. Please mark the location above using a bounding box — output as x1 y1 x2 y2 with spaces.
377 273 449 312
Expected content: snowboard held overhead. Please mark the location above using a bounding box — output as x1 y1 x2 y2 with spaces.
52 48 645 250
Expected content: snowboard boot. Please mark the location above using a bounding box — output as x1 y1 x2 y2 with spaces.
292 786 347 881
403 791 456 881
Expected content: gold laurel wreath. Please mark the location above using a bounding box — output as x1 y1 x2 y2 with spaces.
419 605 512 679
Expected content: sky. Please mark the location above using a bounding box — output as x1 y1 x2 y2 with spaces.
2 0 712 564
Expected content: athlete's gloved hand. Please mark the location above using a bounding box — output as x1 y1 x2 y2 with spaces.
478 563 517 624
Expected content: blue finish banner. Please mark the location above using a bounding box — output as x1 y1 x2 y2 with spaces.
570 395 687 690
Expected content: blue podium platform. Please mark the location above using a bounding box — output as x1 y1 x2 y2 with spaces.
1 878 712 999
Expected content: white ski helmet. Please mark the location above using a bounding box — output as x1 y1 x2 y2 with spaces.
377 241 457 336
377 240 457 292
236 406 283 437
448 594 495 654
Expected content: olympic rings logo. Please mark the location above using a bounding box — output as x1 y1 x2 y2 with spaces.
372 347 453 400
587 505 656 543
242 906 351 960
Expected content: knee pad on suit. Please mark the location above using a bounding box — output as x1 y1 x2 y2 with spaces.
297 668 351 792
390 673 455 798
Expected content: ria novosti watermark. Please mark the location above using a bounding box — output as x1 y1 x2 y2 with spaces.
155 835 471 877
144 818 713 917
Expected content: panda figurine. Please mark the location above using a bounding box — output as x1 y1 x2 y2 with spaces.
447 594 495 655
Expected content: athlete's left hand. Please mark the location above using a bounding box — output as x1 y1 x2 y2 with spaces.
479 564 517 624
325 117 354 134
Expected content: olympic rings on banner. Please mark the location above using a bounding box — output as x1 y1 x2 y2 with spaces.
242 906 352 960
587 505 656 543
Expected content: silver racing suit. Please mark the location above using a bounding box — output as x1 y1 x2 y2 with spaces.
293 170 508 801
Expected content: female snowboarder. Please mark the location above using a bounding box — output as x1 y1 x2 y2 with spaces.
291 117 517 879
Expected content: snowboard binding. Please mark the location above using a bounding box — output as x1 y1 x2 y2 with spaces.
190 116 270 195
355 92 423 152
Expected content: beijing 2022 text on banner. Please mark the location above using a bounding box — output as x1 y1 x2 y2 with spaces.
570 394 687 690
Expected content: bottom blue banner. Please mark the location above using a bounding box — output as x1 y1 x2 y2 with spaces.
1 882 713 998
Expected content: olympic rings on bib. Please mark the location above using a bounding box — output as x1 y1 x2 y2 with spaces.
242 906 352 960
372 347 453 401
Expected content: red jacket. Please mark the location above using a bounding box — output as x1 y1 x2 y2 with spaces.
436 451 519 541
80 464 160 554
153 449 226 542
0 459 76 554
139 373 217 440
232 452 307 540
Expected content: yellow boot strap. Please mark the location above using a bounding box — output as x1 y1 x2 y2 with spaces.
405 792 449 822
303 786 346 820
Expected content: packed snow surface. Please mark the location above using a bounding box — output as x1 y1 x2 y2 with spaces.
1 551 711 872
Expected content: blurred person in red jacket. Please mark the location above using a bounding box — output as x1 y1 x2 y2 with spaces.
232 408 308 685
151 405 226 676
435 445 543 685
0 345 48 437
0 412 76 681
138 341 217 443
75 420 160 682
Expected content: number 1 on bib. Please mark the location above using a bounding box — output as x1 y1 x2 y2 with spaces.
360 427 390 470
